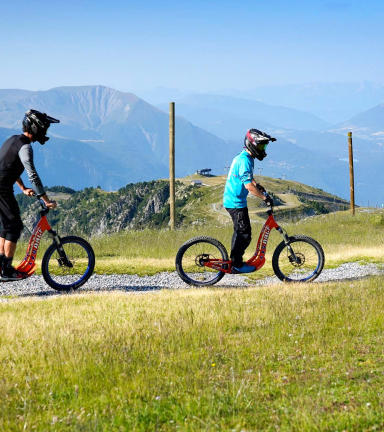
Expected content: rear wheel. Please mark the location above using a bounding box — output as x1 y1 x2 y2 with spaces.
272 235 324 282
176 236 228 286
42 236 95 291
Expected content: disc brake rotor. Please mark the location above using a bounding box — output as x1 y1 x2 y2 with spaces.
195 254 211 267
288 252 305 267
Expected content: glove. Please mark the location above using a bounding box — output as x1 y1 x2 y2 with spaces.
264 194 274 207
270 137 277 142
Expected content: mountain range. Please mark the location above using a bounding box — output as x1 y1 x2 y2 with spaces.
0 84 383 205
157 94 329 139
332 103 384 143
139 81 384 124
0 86 236 189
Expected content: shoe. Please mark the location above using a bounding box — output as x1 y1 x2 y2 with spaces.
232 264 256 274
1 265 23 281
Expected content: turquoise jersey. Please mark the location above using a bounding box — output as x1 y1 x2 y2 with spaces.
223 150 254 208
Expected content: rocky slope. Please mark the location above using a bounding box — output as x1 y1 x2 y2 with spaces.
17 181 194 237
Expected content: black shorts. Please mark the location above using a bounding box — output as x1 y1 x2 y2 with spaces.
0 188 23 242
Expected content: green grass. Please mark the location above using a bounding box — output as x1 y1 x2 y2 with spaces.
12 208 384 276
2 277 384 430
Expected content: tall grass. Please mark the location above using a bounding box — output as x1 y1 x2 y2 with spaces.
1 276 384 430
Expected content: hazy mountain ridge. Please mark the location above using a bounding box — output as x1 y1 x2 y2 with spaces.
157 93 329 136
142 81 384 123
1 84 384 205
332 103 384 142
0 127 129 191
0 86 236 186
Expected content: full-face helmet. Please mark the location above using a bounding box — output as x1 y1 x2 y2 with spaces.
244 128 276 161
22 109 60 144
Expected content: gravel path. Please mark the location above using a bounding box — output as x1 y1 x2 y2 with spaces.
0 262 383 300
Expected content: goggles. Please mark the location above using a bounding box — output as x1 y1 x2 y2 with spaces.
256 141 269 151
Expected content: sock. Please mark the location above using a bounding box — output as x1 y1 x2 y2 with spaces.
3 256 13 269
0 254 4 268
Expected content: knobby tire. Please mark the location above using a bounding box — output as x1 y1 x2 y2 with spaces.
272 235 324 282
42 236 95 291
176 236 229 286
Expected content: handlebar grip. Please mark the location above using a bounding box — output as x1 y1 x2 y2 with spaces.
38 198 48 210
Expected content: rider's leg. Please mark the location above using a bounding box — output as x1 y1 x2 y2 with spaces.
0 235 5 268
226 207 252 267
1 238 17 276
1 233 21 278
0 191 23 277
4 240 17 257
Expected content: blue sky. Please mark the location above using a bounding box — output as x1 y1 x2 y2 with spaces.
0 0 383 91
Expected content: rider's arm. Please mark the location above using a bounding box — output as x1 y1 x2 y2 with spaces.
252 178 266 192
18 144 45 197
18 144 57 208
238 158 266 201
245 182 267 200
16 177 27 191
15 177 34 196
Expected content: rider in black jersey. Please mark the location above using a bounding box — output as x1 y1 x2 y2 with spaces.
0 110 59 280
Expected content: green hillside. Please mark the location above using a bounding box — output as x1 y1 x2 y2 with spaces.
16 175 351 238
176 174 350 225
17 176 348 240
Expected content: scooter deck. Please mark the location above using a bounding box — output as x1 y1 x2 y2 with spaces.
0 262 37 282
16 261 37 275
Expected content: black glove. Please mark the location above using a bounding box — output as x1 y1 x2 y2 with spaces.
264 194 274 207
270 137 277 142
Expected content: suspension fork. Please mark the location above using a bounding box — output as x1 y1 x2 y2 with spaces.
48 229 73 268
276 226 300 263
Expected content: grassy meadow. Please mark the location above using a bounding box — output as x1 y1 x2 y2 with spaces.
12 208 384 277
2 276 384 430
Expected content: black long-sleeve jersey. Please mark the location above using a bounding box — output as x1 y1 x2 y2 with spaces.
0 134 45 196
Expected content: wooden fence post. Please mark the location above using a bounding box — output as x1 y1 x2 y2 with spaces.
348 132 355 215
169 102 176 229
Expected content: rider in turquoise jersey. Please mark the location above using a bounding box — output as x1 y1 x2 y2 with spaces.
223 129 276 274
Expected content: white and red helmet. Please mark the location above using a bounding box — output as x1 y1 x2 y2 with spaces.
244 128 276 160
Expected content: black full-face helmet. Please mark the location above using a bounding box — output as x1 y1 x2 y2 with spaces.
22 109 60 144
244 128 276 161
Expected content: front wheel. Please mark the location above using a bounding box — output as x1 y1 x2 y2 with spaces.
272 235 324 282
42 236 95 291
176 236 228 286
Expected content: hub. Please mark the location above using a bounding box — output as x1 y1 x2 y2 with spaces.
289 252 305 267
195 254 210 267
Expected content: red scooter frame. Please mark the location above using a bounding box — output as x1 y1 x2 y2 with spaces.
203 209 283 273
15 213 53 277
2 200 69 281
